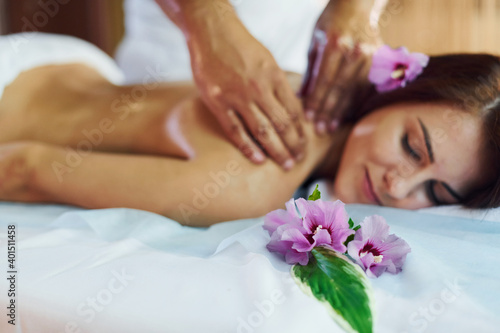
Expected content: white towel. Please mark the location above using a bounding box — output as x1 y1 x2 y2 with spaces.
0 33 124 100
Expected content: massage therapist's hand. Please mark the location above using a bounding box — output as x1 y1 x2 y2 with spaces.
155 0 305 170
300 0 387 135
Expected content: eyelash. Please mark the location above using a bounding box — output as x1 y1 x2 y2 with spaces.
426 180 442 205
402 133 422 162
402 133 441 205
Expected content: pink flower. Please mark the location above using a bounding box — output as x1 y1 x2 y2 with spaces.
264 198 354 265
368 45 429 92
347 215 411 278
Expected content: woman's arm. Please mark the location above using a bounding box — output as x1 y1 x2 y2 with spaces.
28 131 328 226
1 91 331 226
0 63 331 227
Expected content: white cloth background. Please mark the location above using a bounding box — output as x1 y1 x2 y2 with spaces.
0 201 499 333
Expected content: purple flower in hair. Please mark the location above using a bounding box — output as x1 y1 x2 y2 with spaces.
369 45 429 92
264 198 354 265
347 215 411 278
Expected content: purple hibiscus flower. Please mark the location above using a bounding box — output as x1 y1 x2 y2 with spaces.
368 45 429 93
263 198 354 265
347 215 411 278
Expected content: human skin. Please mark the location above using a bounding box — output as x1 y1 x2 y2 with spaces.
0 63 489 225
154 0 389 163
300 0 387 134
155 0 306 168
334 103 491 208
0 64 347 226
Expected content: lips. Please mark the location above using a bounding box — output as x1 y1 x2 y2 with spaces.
363 169 382 205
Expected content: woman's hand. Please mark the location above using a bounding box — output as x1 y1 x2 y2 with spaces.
300 0 386 134
156 0 305 170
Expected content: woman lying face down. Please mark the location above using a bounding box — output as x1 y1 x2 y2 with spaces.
0 51 498 225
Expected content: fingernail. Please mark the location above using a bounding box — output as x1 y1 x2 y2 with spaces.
305 110 314 121
252 151 265 163
330 120 339 131
316 121 326 135
283 159 295 171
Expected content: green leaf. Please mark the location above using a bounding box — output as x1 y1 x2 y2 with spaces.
308 184 322 201
344 234 355 247
345 219 358 247
292 247 373 333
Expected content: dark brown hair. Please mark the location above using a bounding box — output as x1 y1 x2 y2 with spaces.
352 54 500 208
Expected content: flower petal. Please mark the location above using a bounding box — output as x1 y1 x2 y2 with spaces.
282 228 314 252
322 200 350 230
263 209 289 235
284 198 298 213
285 250 309 265
368 67 397 85
372 45 410 69
359 251 375 271
377 235 411 269
296 199 350 231
312 228 332 247
347 240 366 266
405 52 429 82
375 79 405 93
356 215 391 242
367 263 387 278
369 45 429 93
263 199 302 235
266 231 292 256
295 198 324 233
330 228 355 253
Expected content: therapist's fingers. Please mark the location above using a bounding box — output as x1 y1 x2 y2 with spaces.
274 81 306 155
299 38 319 102
303 47 344 134
237 101 296 170
317 53 366 131
261 90 305 162
215 107 267 164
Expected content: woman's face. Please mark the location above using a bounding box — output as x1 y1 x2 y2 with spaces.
334 102 489 209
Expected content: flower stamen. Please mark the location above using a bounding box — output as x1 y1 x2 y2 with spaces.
314 225 323 235
391 66 406 80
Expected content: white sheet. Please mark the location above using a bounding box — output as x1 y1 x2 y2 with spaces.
0 202 499 333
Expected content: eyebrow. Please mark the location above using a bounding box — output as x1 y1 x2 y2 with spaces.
417 118 463 203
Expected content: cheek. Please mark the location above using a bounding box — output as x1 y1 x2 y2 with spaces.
368 121 403 166
370 133 395 164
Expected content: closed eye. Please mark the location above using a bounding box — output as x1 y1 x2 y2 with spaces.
426 180 463 206
426 180 442 205
402 133 422 162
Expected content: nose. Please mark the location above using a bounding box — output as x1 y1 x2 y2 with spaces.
383 164 427 200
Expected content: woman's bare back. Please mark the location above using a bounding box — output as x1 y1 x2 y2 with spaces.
0 63 337 225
